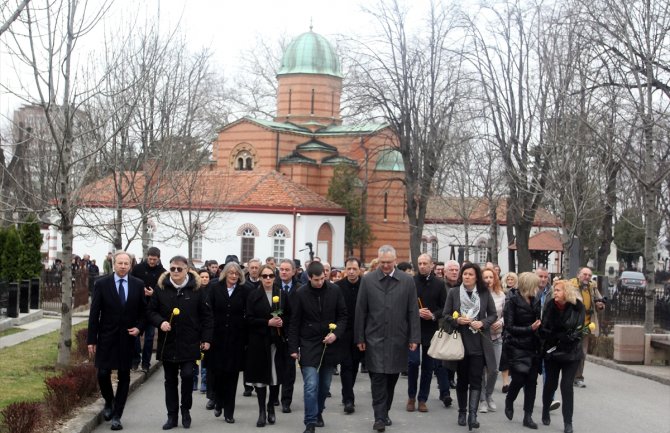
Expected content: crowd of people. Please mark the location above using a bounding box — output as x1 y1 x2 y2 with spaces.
87 245 605 433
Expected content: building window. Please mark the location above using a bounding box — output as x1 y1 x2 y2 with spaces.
431 238 439 261
240 228 255 263
193 229 203 261
234 150 254 171
476 239 488 265
273 229 286 260
421 238 428 254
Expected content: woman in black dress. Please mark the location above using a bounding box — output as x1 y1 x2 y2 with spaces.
245 264 291 427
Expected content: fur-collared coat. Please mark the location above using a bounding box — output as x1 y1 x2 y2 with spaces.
148 270 214 362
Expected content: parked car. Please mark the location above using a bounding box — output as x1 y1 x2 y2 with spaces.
617 271 647 292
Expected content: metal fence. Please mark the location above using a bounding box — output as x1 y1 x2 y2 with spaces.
40 269 98 313
599 285 670 335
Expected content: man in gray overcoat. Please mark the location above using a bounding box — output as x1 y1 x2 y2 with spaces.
355 245 421 432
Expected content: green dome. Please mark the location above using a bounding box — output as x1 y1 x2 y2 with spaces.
375 149 405 172
278 31 342 78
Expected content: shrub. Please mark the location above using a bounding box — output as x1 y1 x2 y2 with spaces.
44 375 78 417
66 363 98 397
1 401 42 433
74 328 89 360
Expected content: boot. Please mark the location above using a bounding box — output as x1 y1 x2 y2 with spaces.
542 407 551 426
256 387 267 427
162 415 178 430
523 412 538 429
303 423 316 433
267 403 276 424
457 388 467 426
504 396 514 420
181 409 191 429
468 390 480 431
458 411 467 426
564 423 573 433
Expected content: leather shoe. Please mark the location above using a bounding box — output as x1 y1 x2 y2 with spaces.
542 408 551 426
343 401 355 414
505 400 514 420
281 403 291 413
303 424 316 433
182 411 191 429
103 402 113 421
523 413 538 429
243 389 253 397
458 412 467 426
384 416 392 426
214 406 222 417
205 399 215 410
441 395 453 408
225 417 235 424
372 419 386 432
564 423 573 433
406 398 416 412
110 417 123 430
418 401 428 412
315 414 324 427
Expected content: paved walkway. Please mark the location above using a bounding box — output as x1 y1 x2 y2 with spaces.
0 311 88 349
2 314 668 433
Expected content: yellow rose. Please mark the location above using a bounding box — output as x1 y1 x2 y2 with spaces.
588 322 596 332
452 311 460 319
329 323 337 331
272 295 280 304
173 307 180 316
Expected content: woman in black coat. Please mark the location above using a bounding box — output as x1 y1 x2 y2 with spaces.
207 261 249 424
442 262 497 431
538 280 586 433
245 264 291 427
503 272 542 429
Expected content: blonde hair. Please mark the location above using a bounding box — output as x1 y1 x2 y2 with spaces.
504 272 518 289
553 279 577 304
518 272 540 298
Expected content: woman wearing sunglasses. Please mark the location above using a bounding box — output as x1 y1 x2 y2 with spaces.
244 264 292 427
148 256 214 430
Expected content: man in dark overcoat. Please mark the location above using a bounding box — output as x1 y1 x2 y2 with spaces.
87 251 146 431
355 245 421 432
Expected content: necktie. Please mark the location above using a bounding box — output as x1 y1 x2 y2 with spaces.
119 279 126 305
283 284 289 292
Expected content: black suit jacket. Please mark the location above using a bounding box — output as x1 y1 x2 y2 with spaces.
87 273 146 370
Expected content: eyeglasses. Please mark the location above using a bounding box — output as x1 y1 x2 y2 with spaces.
170 267 184 273
260 274 275 279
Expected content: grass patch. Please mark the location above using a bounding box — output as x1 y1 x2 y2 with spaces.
0 327 24 338
0 321 88 410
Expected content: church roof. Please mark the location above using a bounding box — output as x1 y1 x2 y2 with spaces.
425 196 560 227
279 151 318 165
278 31 342 78
509 230 563 251
296 139 337 153
375 149 405 171
219 117 389 137
79 169 346 215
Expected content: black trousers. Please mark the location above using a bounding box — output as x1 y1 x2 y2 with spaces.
340 344 362 404
506 361 540 413
456 354 484 411
369 372 399 422
213 370 239 419
543 359 579 424
163 360 196 416
281 354 296 406
98 368 130 418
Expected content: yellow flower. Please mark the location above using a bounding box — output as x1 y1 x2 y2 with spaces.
272 295 280 304
588 322 596 332
173 307 180 316
329 323 337 331
452 311 460 319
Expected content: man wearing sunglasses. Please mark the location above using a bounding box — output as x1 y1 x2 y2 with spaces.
148 256 214 430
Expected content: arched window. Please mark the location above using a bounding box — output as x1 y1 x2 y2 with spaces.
421 237 428 254
431 238 439 261
193 228 203 261
240 228 256 263
273 229 286 260
476 238 488 265
233 149 254 171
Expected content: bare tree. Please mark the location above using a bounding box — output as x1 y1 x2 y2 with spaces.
578 0 670 330
347 0 467 265
0 0 31 36
1 0 120 367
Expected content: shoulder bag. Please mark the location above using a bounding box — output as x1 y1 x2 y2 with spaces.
427 327 464 361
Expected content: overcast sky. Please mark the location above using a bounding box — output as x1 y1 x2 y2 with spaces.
0 0 439 125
